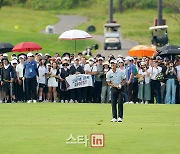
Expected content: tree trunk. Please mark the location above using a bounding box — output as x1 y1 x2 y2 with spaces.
118 0 123 13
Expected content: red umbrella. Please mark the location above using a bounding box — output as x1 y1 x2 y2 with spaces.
12 42 42 52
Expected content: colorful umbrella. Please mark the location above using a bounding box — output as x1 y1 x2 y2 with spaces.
12 42 42 52
59 29 92 52
128 45 156 57
0 43 14 53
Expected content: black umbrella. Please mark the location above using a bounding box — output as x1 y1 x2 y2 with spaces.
159 45 180 55
0 42 14 53
159 45 180 60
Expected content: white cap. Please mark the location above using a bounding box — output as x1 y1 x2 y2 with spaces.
117 55 123 58
98 57 104 60
19 55 24 59
3 53 8 57
27 52 34 57
140 62 146 65
11 59 18 65
89 58 95 62
12 57 18 60
56 57 61 60
62 57 69 61
103 61 109 66
124 56 133 61
38 53 43 56
46 63 51 66
110 59 117 64
74 57 79 61
117 58 124 63
45 53 50 56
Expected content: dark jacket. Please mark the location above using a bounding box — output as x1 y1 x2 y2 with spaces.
2 65 16 81
69 65 84 75
60 68 70 90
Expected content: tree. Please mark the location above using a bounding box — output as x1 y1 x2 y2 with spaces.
0 0 4 9
165 0 180 37
118 0 123 13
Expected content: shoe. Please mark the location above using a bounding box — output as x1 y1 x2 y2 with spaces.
0 100 2 103
60 100 64 103
65 100 68 103
129 101 134 104
124 102 129 104
69 99 74 103
141 101 144 104
27 100 32 103
110 118 117 122
145 101 148 104
117 117 123 122
53 100 57 103
136 102 139 104
75 100 78 103
33 100 37 103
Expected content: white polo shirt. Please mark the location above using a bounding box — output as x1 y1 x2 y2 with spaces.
16 63 24 78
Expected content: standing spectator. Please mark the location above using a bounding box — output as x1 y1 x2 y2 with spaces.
47 62 59 102
24 53 38 103
69 58 84 103
84 58 97 102
0 60 3 102
149 60 162 104
125 56 136 103
175 58 180 104
165 61 177 104
137 62 151 104
101 61 110 103
16 55 25 102
37 58 47 102
93 57 104 102
60 61 70 103
1 59 16 103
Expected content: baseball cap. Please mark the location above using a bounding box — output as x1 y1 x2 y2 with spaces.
27 52 34 57
11 59 18 65
3 53 8 57
110 59 117 64
98 57 104 61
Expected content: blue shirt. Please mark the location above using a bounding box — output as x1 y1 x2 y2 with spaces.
125 64 135 82
24 60 38 78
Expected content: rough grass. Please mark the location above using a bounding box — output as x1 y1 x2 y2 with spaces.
56 8 180 46
0 103 179 154
0 7 96 56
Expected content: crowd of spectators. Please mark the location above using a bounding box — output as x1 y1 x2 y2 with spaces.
0 52 179 104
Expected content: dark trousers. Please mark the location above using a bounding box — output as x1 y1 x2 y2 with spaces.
133 80 138 102
111 87 124 119
150 80 161 104
25 77 37 100
70 88 82 102
176 82 180 104
93 81 102 103
84 86 94 103
17 79 25 101
127 82 133 102
61 90 70 101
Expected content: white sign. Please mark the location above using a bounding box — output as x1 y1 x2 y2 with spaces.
65 74 93 90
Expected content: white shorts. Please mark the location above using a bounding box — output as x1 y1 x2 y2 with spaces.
48 78 58 87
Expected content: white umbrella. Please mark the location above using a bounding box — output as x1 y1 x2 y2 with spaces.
59 29 92 52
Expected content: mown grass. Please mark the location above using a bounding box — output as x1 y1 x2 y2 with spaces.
0 7 96 56
56 7 180 45
0 103 179 154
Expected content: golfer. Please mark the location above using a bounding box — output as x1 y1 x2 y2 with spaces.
106 60 126 122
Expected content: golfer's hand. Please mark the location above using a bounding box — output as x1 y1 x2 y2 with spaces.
128 80 131 84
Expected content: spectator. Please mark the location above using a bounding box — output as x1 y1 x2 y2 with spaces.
24 52 38 103
165 61 177 104
47 62 59 102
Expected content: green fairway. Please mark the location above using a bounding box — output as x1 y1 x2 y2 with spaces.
0 103 179 154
